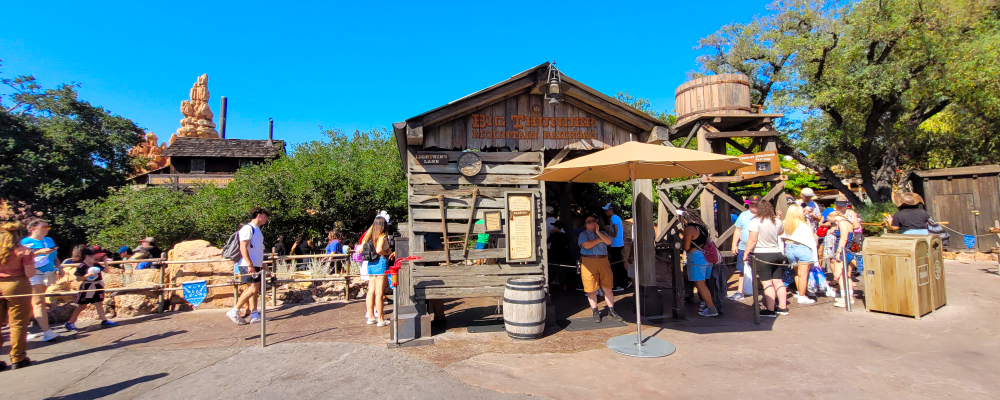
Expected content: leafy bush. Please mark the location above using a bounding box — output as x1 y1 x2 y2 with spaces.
854 201 898 237
79 129 406 251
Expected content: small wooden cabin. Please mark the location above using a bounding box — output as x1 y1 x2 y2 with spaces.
133 137 285 188
908 165 1000 252
391 63 672 323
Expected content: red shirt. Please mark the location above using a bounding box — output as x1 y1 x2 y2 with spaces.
0 246 33 278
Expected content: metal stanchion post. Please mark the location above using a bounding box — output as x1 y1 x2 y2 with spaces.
842 247 852 312
260 267 267 348
751 255 760 324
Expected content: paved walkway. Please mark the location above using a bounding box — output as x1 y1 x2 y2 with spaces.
2 260 999 399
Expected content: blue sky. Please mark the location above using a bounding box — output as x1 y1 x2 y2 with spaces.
1 0 771 147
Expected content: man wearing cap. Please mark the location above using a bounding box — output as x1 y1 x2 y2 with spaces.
822 195 861 231
797 188 823 232
603 203 628 291
728 195 760 301
579 214 624 323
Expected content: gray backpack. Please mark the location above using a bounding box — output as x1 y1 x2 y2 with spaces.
222 225 254 262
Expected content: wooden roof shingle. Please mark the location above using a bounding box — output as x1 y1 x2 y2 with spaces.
162 138 285 158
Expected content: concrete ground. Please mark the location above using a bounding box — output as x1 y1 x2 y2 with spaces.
2 260 999 399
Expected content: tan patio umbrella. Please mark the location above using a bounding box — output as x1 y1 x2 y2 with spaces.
532 141 747 358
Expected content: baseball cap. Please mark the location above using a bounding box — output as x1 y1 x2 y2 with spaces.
746 195 762 204
800 188 815 197
835 194 849 207
602 203 614 210
117 246 130 254
140 237 154 243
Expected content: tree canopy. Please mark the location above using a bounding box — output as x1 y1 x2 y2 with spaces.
1 63 144 246
695 0 1000 204
79 129 407 251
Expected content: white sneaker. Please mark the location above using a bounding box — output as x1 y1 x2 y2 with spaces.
42 330 59 341
797 295 816 305
376 320 390 327
249 311 261 324
226 309 248 325
825 288 837 298
366 318 377 325
27 332 44 340
357 290 367 299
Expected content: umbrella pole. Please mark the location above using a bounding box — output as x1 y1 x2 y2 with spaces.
631 173 643 345
605 164 675 358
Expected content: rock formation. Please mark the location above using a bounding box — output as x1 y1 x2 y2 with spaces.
175 74 219 139
128 131 170 173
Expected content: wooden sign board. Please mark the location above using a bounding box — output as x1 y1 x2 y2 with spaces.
484 210 502 232
737 150 780 180
415 152 449 165
504 192 537 262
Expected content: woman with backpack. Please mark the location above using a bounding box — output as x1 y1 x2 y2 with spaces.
360 216 391 327
680 209 718 317
743 200 787 317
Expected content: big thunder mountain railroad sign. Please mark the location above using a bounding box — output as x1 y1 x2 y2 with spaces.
470 113 600 141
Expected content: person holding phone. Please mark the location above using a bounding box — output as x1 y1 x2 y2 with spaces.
21 219 62 342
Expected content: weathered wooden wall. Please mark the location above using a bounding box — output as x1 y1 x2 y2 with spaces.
918 172 1000 252
406 149 547 300
421 93 635 151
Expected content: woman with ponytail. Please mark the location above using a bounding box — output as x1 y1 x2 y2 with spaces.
0 221 37 370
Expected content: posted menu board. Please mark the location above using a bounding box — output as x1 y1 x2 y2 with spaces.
505 192 537 262
737 150 781 180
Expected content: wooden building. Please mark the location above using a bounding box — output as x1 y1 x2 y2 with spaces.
391 63 672 336
131 137 285 188
907 165 1000 252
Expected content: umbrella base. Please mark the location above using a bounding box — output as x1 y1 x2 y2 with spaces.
606 334 676 358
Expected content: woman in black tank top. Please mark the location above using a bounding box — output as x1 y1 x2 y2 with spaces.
680 210 717 317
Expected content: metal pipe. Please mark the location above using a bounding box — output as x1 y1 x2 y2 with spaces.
842 247 852 312
268 118 274 146
260 268 267 347
752 256 760 324
220 96 227 138
630 165 644 346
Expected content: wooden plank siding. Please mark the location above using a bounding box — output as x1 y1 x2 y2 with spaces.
407 146 547 299
420 93 636 151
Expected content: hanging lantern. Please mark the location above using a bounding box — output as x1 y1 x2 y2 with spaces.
544 61 564 104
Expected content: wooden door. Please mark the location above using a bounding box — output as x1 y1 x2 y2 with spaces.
974 176 1000 251
932 193 975 250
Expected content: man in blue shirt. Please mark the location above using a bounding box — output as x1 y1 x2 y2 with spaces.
579 214 624 323
728 195 759 301
603 203 628 291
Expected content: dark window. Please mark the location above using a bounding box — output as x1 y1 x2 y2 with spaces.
239 159 253 168
191 158 206 173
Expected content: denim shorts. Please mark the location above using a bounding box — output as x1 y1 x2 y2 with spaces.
785 242 815 264
904 229 929 235
686 250 712 281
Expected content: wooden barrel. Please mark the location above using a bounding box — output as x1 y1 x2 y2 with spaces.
502 277 546 340
674 74 752 126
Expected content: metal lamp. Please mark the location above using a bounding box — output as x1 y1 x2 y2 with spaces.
545 62 563 104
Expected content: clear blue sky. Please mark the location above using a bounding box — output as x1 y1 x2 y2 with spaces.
1 0 771 147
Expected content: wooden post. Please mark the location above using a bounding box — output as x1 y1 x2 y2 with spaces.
634 179 660 317
671 239 685 320
697 125 716 235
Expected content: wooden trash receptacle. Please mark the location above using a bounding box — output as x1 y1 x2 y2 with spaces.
863 235 947 319
503 277 546 340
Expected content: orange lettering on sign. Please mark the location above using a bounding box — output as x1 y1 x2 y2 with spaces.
511 115 526 129
472 114 487 128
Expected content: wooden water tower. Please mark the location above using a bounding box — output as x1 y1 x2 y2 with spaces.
656 74 785 252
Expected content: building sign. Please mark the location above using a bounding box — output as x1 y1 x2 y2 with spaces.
505 192 536 262
470 114 598 140
737 150 780 180
148 175 234 187
415 152 449 165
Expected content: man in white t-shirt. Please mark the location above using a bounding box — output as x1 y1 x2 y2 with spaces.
226 207 270 325
796 188 823 232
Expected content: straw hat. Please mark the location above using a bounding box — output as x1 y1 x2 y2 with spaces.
892 192 924 207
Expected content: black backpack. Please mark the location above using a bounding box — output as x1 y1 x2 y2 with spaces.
362 238 381 262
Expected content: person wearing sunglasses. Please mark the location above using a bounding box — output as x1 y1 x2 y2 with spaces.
578 214 623 323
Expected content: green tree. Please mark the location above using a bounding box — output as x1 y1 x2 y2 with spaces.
695 0 1000 204
1 63 144 246
79 128 407 251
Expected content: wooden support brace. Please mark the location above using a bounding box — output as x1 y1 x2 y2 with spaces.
703 184 748 213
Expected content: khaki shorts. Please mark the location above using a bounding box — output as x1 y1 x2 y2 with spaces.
581 256 613 293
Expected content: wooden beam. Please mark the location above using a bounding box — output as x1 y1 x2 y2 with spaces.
703 184 748 212
713 223 738 247
416 286 504 300
414 274 544 288
563 86 655 131
413 248 507 263
411 186 540 197
547 148 571 167
646 126 673 145
410 221 488 234
658 177 702 191
408 151 542 164
416 76 536 127
680 122 701 149
411 208 502 220
409 195 506 209
412 264 543 277
408 174 537 186
406 122 424 145
761 180 787 202
410 163 541 175
725 138 752 155
704 130 779 139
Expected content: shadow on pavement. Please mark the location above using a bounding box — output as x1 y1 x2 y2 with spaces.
31 330 187 365
48 373 169 400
